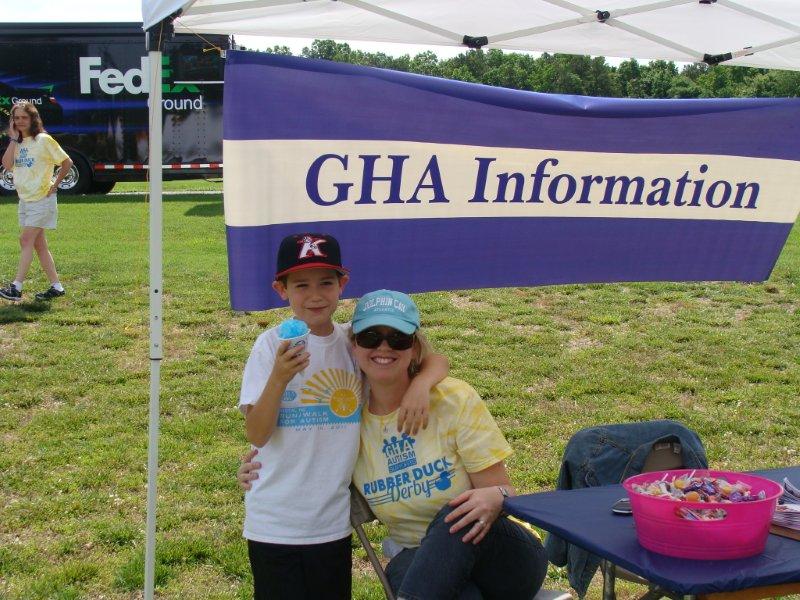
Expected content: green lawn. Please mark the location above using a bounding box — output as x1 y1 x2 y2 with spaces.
113 179 223 194
1 191 798 599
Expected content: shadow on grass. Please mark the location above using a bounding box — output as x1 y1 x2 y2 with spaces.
185 201 224 217
0 300 52 323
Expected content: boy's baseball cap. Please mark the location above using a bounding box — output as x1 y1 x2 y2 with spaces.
352 290 420 335
275 233 348 280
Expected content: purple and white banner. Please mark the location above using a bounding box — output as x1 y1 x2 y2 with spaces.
223 51 800 311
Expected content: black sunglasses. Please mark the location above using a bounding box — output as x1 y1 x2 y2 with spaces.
355 328 415 350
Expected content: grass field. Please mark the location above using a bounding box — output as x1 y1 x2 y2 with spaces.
112 180 222 194
1 189 798 599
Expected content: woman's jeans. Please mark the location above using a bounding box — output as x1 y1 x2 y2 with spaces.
386 504 548 600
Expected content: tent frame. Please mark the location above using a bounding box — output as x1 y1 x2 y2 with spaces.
147 0 800 67
142 2 800 598
144 18 167 600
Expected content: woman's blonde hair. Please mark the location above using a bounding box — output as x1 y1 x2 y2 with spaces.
408 329 432 378
349 326 433 379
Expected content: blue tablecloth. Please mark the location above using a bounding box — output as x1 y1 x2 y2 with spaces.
504 466 800 596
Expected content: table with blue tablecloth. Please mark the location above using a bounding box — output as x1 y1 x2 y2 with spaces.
504 466 800 599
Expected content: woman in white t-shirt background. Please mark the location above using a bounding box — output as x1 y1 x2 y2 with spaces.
0 102 72 302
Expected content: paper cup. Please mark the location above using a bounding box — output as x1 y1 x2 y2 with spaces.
281 332 309 352
282 332 309 378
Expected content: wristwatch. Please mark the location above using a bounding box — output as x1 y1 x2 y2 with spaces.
498 486 509 517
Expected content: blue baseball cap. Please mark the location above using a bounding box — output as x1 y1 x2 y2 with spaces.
352 290 420 335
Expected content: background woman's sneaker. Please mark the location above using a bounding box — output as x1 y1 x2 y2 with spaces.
35 286 65 301
0 284 22 302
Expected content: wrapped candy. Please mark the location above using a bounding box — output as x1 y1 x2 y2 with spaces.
632 475 766 504
631 474 766 521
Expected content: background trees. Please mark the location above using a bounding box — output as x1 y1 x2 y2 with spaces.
247 40 800 98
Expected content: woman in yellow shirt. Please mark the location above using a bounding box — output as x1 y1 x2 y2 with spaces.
347 289 547 599
1 102 72 302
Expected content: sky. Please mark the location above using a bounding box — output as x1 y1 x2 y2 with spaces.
7 0 468 59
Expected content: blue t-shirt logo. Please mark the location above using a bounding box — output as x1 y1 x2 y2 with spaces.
15 147 34 168
383 433 417 473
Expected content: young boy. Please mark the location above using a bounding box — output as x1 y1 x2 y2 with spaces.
239 233 447 599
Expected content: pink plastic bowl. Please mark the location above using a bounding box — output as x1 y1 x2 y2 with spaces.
623 469 782 560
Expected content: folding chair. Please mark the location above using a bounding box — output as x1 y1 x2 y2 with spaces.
350 484 396 600
546 420 708 599
600 439 686 599
351 484 573 600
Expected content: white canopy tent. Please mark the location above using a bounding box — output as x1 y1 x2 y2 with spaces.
140 1 800 598
145 0 800 70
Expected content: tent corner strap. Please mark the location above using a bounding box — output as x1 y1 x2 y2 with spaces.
462 35 488 49
596 10 611 23
704 48 753 65
704 52 732 65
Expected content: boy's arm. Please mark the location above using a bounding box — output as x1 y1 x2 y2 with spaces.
398 352 449 435
245 341 309 447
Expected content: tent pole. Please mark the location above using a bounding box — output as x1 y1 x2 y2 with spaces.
145 42 164 600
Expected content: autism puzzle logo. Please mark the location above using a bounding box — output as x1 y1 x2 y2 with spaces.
383 433 417 473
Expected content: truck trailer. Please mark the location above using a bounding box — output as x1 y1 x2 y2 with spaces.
0 23 228 195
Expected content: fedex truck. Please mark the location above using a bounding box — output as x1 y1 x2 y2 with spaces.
0 23 228 195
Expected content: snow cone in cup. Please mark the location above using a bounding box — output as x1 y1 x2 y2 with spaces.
278 318 310 351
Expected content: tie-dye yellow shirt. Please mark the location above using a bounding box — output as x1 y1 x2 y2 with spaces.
12 134 69 202
353 377 512 548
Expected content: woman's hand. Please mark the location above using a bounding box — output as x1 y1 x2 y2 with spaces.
237 448 261 491
444 487 505 544
7 119 18 142
397 376 430 435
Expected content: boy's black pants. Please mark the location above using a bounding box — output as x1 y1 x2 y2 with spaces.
248 535 352 599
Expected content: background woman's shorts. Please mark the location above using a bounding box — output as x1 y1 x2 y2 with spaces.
18 194 58 229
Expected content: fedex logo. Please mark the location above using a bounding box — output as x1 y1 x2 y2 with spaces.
79 56 200 95
80 57 149 95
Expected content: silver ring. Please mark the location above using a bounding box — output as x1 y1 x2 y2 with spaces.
477 519 486 527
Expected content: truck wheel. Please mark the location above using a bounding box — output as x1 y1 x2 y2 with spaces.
0 167 15 196
89 181 116 194
58 151 92 195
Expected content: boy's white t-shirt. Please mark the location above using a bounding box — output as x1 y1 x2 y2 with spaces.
239 322 363 544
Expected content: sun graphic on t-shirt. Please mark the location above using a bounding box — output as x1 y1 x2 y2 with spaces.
301 369 362 418
329 388 359 417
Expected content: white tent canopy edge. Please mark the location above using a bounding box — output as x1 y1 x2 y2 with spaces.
144 0 800 71
140 1 800 598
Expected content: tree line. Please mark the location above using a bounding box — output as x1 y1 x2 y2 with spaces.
256 39 800 98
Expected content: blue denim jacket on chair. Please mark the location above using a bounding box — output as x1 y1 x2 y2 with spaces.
544 420 707 597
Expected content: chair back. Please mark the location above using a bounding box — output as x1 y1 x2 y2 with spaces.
615 439 689 587
642 440 684 472
547 420 707 597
